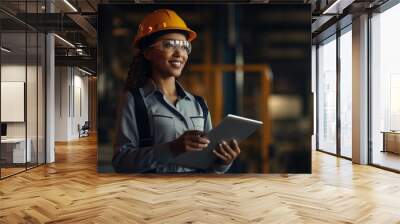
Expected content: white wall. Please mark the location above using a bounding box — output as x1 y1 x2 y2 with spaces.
1 65 39 138
1 64 26 81
55 67 89 141
55 66 69 141
1 63 46 164
1 65 26 133
72 73 89 138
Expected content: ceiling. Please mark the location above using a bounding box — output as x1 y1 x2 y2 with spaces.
0 0 389 75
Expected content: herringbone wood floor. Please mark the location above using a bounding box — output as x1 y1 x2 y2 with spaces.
1 135 400 224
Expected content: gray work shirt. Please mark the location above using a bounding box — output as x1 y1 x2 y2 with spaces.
113 80 231 173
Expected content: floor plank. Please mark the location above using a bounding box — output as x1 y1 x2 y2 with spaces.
1 135 400 223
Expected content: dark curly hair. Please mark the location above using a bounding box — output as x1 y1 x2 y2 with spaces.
125 29 190 90
124 52 151 90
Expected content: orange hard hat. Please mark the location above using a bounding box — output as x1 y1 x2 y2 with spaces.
133 9 197 48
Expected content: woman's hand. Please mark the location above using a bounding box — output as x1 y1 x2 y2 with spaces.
169 130 210 156
213 139 241 166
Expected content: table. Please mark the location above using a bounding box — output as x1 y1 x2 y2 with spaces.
382 131 400 154
1 138 32 163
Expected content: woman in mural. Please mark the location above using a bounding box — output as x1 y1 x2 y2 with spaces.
112 9 241 173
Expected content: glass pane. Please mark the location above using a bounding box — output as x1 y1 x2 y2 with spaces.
26 0 39 169
27 30 38 169
38 33 45 165
371 4 400 171
1 31 27 177
339 29 352 158
317 36 337 154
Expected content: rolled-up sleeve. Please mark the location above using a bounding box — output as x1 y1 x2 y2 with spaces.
112 92 174 173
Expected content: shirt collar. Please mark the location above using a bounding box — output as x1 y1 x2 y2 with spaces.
142 79 193 101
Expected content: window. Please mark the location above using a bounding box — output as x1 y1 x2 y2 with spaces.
339 27 352 158
371 2 400 171
317 35 337 154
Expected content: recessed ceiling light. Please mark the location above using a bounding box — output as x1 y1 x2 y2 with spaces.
63 0 78 12
54 34 75 48
322 0 354 15
1 47 11 53
78 67 93 76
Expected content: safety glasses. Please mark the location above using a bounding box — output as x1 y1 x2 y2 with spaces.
149 39 192 55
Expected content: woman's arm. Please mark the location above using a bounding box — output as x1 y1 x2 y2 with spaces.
112 92 174 173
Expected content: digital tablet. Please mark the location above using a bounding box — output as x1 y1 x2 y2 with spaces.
172 114 263 170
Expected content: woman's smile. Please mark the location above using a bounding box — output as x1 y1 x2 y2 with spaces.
168 59 184 69
169 59 182 68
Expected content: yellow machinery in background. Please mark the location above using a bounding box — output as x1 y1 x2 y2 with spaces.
181 64 272 173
